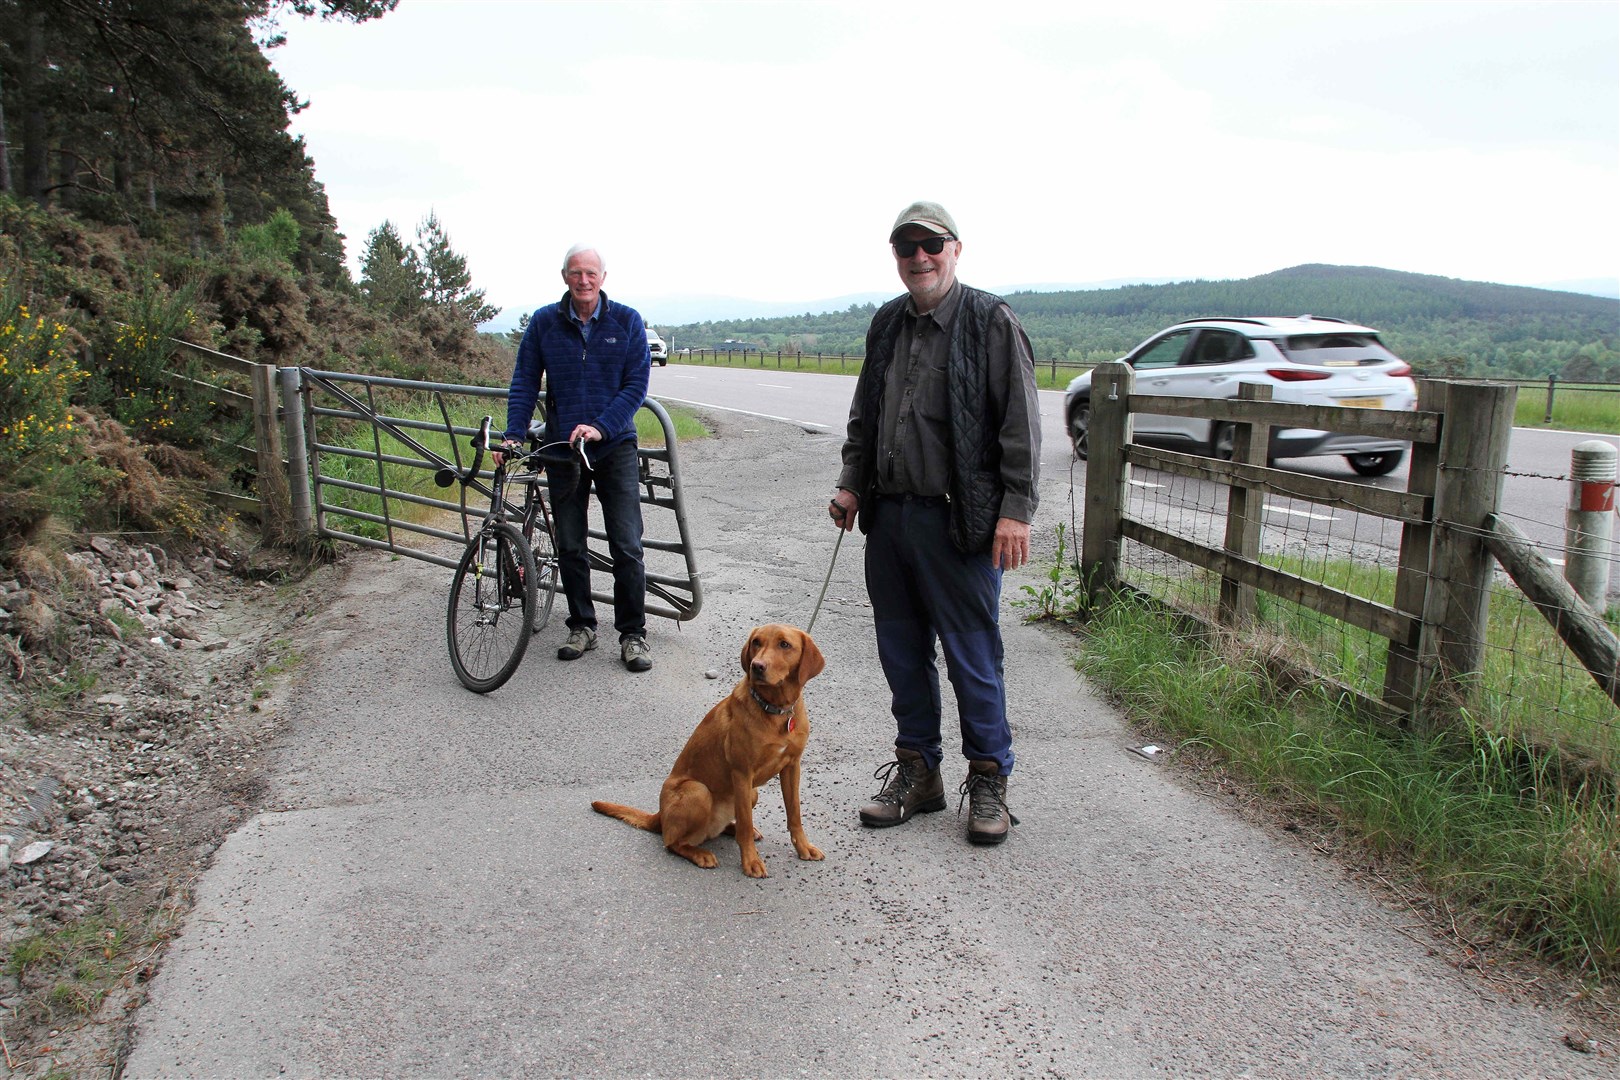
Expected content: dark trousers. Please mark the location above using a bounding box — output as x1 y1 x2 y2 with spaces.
864 496 1013 775
549 438 646 641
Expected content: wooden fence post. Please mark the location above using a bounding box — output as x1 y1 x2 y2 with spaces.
1383 378 1446 715
1219 382 1271 626
250 362 294 546
1079 362 1133 607
1417 379 1517 720
278 365 314 543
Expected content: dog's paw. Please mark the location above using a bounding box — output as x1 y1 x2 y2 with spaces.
671 843 719 869
742 857 769 878
796 842 824 862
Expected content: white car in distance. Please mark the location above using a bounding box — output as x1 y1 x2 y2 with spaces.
646 328 668 366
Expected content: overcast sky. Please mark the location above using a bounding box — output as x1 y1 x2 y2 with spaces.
266 0 1620 324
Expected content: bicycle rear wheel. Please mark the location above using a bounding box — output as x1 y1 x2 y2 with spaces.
447 523 537 693
528 519 559 634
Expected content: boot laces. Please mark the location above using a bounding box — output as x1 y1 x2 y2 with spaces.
958 772 1009 822
870 758 922 805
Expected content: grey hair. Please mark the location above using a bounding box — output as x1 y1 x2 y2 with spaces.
562 243 605 273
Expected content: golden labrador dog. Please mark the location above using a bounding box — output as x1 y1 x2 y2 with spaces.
592 624 825 878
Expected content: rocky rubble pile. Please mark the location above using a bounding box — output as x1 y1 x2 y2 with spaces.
0 534 304 1071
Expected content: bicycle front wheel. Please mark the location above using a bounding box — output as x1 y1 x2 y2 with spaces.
528 518 559 634
447 523 538 693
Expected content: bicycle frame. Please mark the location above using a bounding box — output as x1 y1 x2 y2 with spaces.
435 416 577 548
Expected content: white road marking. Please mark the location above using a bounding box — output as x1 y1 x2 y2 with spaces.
650 395 831 433
1264 504 1336 522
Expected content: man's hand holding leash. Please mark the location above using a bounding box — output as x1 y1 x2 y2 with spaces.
829 489 858 532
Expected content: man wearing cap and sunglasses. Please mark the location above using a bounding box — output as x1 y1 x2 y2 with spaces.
829 200 1041 845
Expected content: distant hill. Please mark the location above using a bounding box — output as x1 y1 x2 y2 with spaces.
661 264 1619 380
1535 277 1620 300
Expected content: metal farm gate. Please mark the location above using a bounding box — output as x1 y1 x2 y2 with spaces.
239 363 701 624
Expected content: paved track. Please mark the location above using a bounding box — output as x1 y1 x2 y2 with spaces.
124 413 1610 1078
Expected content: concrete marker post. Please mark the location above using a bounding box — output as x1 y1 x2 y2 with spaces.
1565 440 1616 607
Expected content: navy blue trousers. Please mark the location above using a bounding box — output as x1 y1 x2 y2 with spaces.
864 497 1013 775
549 439 646 640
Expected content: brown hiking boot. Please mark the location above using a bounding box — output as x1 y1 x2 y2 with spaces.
859 748 945 828
959 760 1014 845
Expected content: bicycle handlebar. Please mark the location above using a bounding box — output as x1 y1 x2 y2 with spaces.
434 416 590 490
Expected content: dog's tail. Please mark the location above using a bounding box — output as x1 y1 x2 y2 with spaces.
591 800 661 832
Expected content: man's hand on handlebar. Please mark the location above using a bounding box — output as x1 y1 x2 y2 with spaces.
490 439 523 467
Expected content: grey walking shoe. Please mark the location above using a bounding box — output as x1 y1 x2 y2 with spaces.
621 634 652 672
557 626 597 661
859 748 945 827
959 760 1015 845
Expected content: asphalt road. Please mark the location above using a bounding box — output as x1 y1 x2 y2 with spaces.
121 406 1613 1078
653 363 1620 601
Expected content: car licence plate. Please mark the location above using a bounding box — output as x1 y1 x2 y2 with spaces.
1340 397 1385 409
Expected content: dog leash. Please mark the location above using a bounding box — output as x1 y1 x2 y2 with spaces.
806 511 847 635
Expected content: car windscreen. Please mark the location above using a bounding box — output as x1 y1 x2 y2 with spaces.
1278 334 1400 366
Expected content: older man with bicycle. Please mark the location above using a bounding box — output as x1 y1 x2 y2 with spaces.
500 243 654 673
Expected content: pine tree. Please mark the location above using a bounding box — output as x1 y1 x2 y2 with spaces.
415 210 499 326
359 220 422 318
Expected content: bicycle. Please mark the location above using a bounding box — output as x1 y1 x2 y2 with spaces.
436 416 587 693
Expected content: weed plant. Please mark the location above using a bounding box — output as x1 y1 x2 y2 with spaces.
1070 592 1620 978
4 906 166 1023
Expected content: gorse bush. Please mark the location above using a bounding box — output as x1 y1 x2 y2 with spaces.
86 274 216 448
0 289 87 459
0 278 98 531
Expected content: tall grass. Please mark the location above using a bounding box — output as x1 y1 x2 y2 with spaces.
1072 593 1620 978
1122 552 1619 764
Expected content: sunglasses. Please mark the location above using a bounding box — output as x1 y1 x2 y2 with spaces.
892 235 953 258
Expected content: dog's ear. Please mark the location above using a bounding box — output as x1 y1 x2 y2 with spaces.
796 629 825 684
740 626 762 673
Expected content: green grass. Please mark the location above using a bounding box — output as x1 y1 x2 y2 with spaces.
1513 385 1620 434
666 350 866 377
1068 593 1620 979
1119 552 1619 764
4 909 153 1020
665 350 1085 390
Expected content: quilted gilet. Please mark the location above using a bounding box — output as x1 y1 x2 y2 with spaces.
857 285 1006 554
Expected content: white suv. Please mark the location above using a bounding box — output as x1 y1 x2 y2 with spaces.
646 328 668 366
1064 316 1417 476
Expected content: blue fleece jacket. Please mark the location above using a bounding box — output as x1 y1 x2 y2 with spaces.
503 291 651 457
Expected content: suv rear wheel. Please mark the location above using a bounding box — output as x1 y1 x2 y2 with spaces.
1068 398 1090 459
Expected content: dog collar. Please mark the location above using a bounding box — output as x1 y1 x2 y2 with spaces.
749 685 797 732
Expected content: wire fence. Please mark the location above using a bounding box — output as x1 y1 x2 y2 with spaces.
1113 456 1618 764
